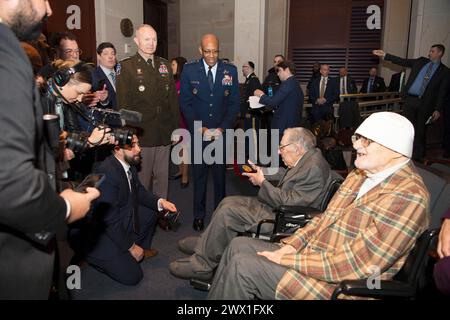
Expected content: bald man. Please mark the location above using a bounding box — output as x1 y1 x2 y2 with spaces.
116 24 179 200
180 34 240 231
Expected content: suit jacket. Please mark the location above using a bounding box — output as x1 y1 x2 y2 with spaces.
259 76 304 135
0 24 67 299
338 76 358 95
240 72 262 116
385 53 450 113
277 162 430 300
87 155 159 260
91 66 117 109
388 71 406 92
180 59 240 131
360 76 386 93
309 76 340 108
258 148 333 210
262 67 282 96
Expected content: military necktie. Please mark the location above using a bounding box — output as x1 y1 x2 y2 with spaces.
127 169 140 234
419 63 434 97
208 66 214 91
147 58 154 69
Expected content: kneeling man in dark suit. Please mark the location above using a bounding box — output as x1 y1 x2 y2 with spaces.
87 135 177 285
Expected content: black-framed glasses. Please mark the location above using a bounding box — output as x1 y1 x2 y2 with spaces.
351 134 373 147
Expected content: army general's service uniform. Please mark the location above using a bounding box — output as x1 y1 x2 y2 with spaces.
116 53 179 198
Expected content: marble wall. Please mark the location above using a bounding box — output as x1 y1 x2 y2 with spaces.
94 0 143 61
409 0 450 64
264 0 288 76
179 0 235 62
380 0 412 81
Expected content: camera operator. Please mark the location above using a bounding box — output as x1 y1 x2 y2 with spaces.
0 0 100 299
41 59 114 183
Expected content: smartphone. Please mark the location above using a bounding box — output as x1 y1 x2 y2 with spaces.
75 173 105 193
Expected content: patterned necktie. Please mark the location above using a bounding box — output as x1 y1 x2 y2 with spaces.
127 169 140 233
208 66 214 91
109 71 116 86
419 63 434 97
320 77 327 98
368 78 374 93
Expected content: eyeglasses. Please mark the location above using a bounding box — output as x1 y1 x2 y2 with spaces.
278 143 292 150
351 134 373 147
63 49 82 55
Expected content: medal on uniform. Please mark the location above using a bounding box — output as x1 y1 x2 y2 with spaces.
159 64 169 75
139 85 146 92
193 88 198 95
222 74 233 86
224 89 230 96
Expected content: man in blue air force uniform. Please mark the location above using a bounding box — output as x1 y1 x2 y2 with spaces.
180 34 240 231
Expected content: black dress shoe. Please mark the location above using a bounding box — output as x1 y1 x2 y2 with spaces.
193 218 204 232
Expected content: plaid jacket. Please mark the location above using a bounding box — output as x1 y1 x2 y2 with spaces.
276 161 430 299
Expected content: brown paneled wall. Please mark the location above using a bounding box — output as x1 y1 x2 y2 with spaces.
45 0 97 63
288 0 384 84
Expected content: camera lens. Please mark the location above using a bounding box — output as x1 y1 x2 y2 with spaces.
66 132 88 154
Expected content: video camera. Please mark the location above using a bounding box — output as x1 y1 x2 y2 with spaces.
69 102 142 149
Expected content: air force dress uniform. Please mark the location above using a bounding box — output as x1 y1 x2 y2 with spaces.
180 59 240 224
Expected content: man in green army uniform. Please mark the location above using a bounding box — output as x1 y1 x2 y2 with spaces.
116 24 179 200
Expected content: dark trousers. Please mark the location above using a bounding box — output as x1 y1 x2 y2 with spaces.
192 140 226 219
403 96 428 160
444 102 450 154
86 205 157 286
311 104 333 124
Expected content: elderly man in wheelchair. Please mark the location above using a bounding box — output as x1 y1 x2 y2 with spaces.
207 112 432 300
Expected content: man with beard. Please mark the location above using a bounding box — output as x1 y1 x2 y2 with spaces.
86 135 178 285
0 0 100 299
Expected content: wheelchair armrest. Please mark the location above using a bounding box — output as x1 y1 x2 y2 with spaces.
255 219 276 238
275 205 321 214
331 280 415 300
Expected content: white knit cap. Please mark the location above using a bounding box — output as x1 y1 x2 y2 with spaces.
355 112 414 158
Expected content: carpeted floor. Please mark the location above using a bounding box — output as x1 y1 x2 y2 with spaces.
71 166 258 300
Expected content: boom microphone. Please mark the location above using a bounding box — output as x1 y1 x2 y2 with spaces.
119 109 143 123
